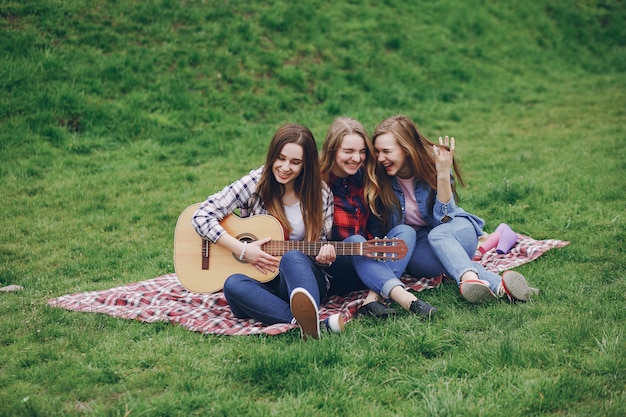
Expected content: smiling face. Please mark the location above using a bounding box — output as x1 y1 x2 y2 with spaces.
331 133 367 178
271 142 304 188
374 132 412 178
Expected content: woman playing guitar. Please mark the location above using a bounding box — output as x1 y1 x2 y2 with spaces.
192 123 343 340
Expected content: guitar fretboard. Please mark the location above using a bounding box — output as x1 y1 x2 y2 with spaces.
262 241 365 256
261 240 405 257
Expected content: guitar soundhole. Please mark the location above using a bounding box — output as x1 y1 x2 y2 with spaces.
233 233 258 264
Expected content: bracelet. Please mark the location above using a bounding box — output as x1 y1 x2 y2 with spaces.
238 242 247 261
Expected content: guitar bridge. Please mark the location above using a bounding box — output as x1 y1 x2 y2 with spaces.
202 239 210 270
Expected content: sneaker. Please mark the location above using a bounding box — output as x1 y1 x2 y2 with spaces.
499 271 537 302
409 299 438 318
290 287 320 340
355 301 397 318
496 284 540 301
322 313 345 333
459 279 497 303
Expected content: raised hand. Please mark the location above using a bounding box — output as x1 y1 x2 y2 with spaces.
433 136 455 175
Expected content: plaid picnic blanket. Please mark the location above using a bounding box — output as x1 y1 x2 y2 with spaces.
47 234 569 336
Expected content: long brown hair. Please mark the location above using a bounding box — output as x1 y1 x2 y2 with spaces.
255 123 323 241
372 115 464 230
319 117 381 217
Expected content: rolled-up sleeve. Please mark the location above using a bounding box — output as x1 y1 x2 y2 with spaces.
192 167 263 243
433 196 459 224
320 182 334 240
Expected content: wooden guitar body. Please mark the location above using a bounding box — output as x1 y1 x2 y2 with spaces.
174 204 284 293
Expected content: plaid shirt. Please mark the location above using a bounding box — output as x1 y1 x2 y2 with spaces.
192 166 334 243
328 170 373 241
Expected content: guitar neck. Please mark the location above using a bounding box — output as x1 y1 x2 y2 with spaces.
262 241 364 256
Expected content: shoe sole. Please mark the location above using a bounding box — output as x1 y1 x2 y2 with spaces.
460 280 497 303
501 271 532 302
290 289 320 341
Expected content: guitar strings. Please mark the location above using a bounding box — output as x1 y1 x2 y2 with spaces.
261 239 403 258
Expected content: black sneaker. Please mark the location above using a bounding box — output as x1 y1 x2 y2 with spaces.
409 299 437 318
355 301 397 318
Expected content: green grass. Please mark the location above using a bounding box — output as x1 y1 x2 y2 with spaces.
1 0 625 415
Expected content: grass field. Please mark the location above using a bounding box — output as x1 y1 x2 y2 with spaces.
1 0 625 416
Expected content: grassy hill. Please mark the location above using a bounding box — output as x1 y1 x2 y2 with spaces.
1 1 624 416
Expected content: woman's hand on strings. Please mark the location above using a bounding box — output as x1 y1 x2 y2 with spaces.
245 237 280 274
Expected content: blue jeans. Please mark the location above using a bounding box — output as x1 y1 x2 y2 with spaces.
223 251 328 325
327 225 417 299
407 217 501 292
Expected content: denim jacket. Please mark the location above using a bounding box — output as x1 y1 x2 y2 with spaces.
371 176 485 237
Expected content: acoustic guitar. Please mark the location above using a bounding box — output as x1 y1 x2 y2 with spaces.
174 203 408 293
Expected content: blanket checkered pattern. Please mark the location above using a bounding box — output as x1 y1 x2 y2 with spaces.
47 234 569 336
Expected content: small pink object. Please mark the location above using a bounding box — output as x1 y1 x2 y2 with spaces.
478 231 501 254
495 223 518 254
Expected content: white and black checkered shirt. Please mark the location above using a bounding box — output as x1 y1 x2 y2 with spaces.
192 166 333 243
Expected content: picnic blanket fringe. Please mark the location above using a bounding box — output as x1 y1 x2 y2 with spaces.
47 234 569 336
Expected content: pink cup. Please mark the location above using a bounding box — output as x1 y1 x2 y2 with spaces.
478 231 501 254
495 223 518 254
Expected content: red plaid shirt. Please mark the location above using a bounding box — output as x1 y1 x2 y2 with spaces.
329 170 373 241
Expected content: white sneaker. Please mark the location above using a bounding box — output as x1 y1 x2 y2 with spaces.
498 271 538 302
322 313 345 334
290 288 320 340
460 279 497 303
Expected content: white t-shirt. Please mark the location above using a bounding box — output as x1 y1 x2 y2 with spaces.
285 202 305 241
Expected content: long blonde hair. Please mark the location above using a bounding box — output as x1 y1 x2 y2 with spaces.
255 123 323 241
320 117 381 217
372 115 464 230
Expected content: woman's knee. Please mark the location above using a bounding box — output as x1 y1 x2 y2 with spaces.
428 219 471 242
279 250 308 266
427 226 448 247
223 274 246 297
279 251 315 278
389 224 416 247
345 234 366 243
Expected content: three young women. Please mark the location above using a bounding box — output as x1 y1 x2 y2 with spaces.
191 123 344 340
370 115 537 303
